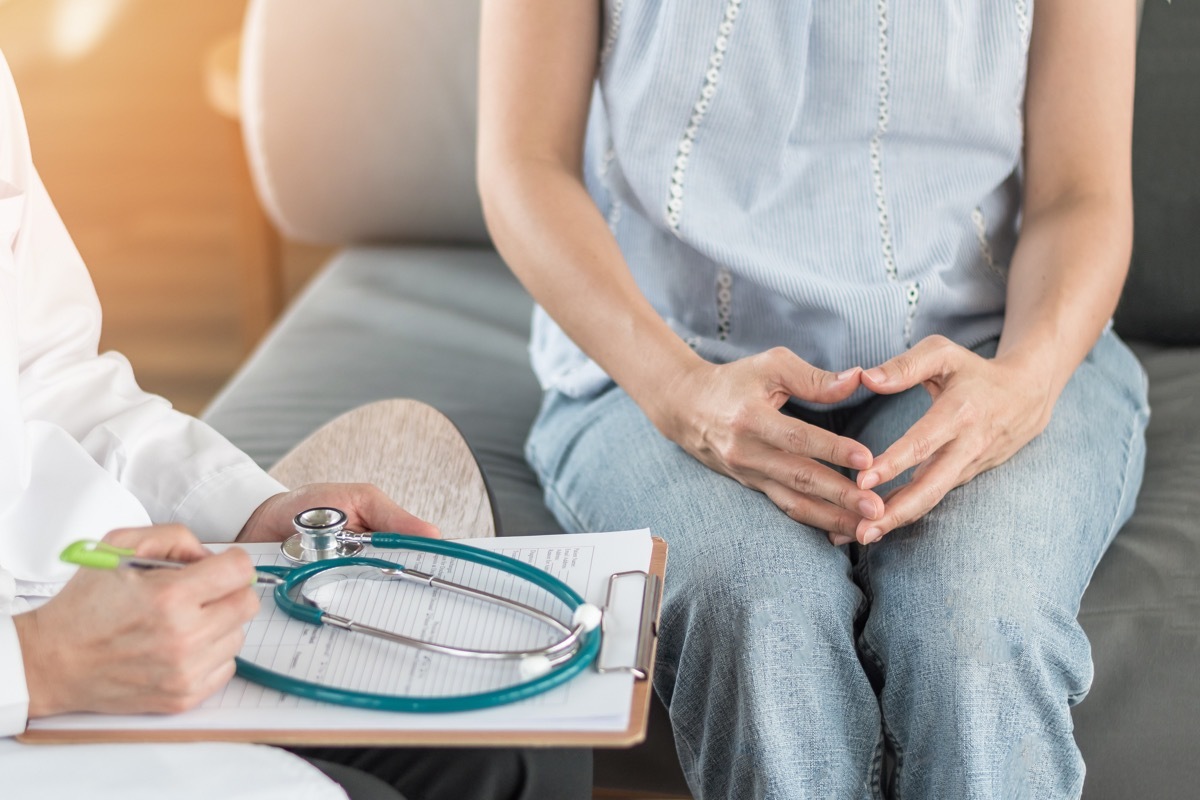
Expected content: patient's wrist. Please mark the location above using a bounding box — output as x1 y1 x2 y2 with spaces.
635 350 713 441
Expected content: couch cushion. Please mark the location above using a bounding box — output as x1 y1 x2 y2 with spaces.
1073 342 1200 798
1114 0 1200 343
204 246 556 535
240 0 488 245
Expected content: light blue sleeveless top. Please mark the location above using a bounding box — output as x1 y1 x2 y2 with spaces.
530 0 1033 405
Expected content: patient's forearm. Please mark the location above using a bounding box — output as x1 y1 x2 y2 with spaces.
479 160 702 424
998 193 1132 401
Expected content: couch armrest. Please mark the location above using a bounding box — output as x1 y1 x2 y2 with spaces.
239 0 488 246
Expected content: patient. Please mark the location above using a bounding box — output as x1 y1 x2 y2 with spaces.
0 51 588 800
479 1 1145 797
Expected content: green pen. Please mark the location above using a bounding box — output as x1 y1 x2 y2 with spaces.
60 539 285 586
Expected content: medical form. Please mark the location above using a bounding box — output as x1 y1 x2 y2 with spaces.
24 530 658 743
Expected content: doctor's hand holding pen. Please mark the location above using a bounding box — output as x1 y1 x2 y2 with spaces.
11 482 439 720
13 524 258 719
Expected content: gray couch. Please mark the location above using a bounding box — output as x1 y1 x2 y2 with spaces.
205 1 1199 796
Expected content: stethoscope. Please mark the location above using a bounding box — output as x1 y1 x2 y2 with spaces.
236 507 603 713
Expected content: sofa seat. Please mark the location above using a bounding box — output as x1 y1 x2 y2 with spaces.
206 246 556 535
204 246 1200 798
1072 342 1200 797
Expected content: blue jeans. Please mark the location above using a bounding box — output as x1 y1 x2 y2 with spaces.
525 331 1149 800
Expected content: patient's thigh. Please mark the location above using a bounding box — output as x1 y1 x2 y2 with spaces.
846 331 1149 608
842 331 1148 797
525 386 869 694
526 386 856 586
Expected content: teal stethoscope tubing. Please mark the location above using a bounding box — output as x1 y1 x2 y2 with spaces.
235 533 602 713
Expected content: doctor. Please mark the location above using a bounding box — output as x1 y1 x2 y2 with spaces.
0 52 589 800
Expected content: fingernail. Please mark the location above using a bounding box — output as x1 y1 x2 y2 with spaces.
860 471 880 490
863 527 882 544
864 368 886 384
849 451 871 470
829 533 854 546
857 498 877 519
836 368 859 382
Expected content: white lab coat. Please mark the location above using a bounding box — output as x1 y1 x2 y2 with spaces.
0 52 345 798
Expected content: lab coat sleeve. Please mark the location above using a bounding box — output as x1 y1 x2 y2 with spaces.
13 171 286 542
0 550 28 736
0 614 29 737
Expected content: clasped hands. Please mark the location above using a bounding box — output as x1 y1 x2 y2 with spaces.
660 335 1055 547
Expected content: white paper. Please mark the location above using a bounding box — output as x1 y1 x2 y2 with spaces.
30 530 654 735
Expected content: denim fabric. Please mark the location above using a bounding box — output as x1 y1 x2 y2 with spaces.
525 330 1149 800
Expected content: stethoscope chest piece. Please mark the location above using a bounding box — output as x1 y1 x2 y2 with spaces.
282 507 365 563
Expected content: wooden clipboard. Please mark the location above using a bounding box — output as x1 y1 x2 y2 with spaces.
19 537 667 749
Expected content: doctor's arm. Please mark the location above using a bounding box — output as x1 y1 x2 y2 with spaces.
14 172 438 543
16 169 284 541
3 526 256 731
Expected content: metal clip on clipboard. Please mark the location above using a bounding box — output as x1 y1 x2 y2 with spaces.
596 570 663 680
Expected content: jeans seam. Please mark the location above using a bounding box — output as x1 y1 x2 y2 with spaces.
1061 406 1146 712
881 713 904 800
541 478 591 534
1103 407 1148 549
857 554 911 800
858 633 891 800
855 552 889 800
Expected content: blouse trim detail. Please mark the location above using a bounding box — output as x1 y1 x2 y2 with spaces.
1013 0 1033 123
598 145 615 178
1015 0 1032 55
716 268 733 341
971 208 1006 281
600 0 624 64
666 0 743 234
903 281 921 347
607 198 624 233
869 0 898 285
599 146 623 233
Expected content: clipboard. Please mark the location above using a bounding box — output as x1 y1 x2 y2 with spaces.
19 537 667 749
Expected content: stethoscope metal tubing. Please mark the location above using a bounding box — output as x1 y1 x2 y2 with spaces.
387 568 585 660
232 515 604 713
395 567 574 638
294 563 583 660
323 612 584 664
